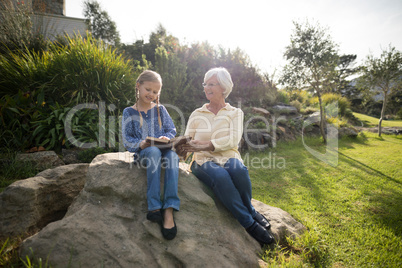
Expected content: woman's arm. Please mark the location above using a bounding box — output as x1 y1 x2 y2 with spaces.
181 108 243 153
181 140 214 152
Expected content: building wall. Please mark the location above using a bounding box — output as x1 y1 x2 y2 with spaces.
32 13 87 40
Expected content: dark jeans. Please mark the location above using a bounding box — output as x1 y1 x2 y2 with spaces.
191 158 256 228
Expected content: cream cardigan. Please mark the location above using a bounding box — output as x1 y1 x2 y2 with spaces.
184 103 243 166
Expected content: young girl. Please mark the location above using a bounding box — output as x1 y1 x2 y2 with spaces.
122 70 179 240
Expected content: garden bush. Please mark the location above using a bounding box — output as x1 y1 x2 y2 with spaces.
0 34 141 152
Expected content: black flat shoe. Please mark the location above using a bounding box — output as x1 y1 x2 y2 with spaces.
161 209 177 240
147 210 162 223
254 211 271 230
246 221 275 246
161 221 177 240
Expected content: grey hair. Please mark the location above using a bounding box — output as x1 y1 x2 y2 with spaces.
204 67 233 99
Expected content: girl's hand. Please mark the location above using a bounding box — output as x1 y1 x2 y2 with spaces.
181 140 214 152
158 136 170 140
139 139 151 150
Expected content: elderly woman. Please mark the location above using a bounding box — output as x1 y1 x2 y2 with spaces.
179 67 274 246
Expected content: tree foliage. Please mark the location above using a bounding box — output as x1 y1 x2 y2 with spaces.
334 54 359 98
357 45 402 136
83 0 120 47
280 20 339 143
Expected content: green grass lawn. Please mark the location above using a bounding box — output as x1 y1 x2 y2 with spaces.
353 112 402 127
246 132 402 267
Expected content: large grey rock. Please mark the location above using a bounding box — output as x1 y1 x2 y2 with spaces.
272 105 298 115
16 151 65 169
20 152 306 267
339 127 359 138
0 164 88 238
251 199 306 242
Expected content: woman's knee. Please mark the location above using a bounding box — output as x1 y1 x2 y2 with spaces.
224 158 248 174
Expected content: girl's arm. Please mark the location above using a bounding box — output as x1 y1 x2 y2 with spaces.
160 105 177 139
122 108 146 153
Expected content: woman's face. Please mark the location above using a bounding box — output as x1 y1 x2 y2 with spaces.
203 75 225 102
137 81 161 104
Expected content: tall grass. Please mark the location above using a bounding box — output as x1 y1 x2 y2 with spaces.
248 132 402 267
0 34 141 151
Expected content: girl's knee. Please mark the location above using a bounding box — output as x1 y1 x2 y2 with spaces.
143 146 162 158
165 150 179 162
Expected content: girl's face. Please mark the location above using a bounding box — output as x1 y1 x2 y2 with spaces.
137 81 161 104
203 75 225 102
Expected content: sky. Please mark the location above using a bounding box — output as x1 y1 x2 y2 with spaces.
65 0 402 75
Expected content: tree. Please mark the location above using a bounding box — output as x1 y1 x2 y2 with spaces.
83 0 120 47
335 54 360 98
143 24 179 66
358 46 402 136
216 47 267 106
155 46 188 109
280 20 339 143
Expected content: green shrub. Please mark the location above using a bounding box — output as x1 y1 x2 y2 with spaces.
276 90 289 104
396 108 402 120
290 100 302 112
301 106 318 115
288 89 311 105
310 93 352 118
0 34 140 152
46 34 140 107
31 103 102 153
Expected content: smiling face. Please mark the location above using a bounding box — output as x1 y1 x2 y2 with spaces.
203 75 225 102
137 81 161 105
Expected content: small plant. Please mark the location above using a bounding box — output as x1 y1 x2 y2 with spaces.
31 103 100 153
0 151 40 191
0 237 20 267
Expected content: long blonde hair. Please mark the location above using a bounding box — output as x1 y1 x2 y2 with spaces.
135 70 162 128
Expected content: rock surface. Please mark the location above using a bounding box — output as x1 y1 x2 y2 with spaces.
0 164 88 238
19 152 306 267
16 151 65 169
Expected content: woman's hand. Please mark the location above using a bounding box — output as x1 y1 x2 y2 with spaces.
158 136 170 140
181 140 214 152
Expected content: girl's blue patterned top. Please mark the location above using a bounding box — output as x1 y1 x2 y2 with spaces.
122 105 177 153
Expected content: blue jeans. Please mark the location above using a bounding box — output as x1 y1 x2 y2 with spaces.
139 146 180 211
191 158 256 228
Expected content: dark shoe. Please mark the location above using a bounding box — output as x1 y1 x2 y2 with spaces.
246 221 275 246
147 210 162 223
161 209 177 240
161 221 177 240
254 211 271 230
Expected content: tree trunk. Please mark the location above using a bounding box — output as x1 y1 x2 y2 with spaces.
378 89 388 137
317 90 327 144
